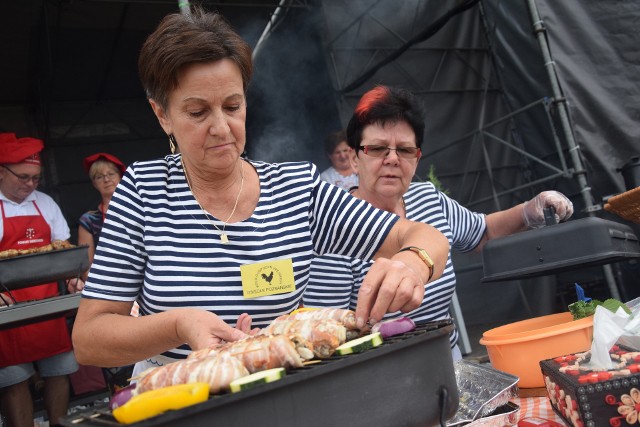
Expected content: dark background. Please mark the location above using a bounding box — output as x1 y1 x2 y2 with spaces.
2 0 640 354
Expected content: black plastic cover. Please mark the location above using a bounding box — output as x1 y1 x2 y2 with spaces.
481 217 640 282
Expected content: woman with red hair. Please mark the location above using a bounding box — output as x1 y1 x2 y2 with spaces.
306 86 575 360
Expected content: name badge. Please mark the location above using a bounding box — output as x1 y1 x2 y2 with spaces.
240 258 296 298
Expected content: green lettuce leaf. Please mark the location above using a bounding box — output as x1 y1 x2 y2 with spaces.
568 298 631 320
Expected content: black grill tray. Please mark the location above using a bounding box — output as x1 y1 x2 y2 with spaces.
481 217 640 282
0 246 89 290
61 321 458 427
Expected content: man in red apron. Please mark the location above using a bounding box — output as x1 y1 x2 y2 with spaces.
0 133 78 427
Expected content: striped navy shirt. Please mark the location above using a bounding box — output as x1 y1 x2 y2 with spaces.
82 155 398 359
305 181 487 349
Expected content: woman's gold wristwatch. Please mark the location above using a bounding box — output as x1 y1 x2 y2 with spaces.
398 246 435 282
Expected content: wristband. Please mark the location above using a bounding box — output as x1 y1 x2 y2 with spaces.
398 246 435 282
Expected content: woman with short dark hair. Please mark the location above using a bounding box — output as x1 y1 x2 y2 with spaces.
71 9 450 376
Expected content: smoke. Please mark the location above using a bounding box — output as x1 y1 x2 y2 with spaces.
244 6 341 170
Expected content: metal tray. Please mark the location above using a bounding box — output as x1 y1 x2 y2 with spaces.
0 246 89 290
481 217 640 282
0 294 80 330
61 321 458 427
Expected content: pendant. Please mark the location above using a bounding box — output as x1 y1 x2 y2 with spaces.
220 233 229 244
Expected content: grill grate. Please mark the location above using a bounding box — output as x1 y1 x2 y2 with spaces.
62 320 456 427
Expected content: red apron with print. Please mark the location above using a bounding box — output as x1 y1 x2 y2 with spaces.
0 200 73 367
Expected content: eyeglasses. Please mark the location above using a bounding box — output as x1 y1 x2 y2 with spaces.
1 165 41 184
359 145 421 159
93 172 119 182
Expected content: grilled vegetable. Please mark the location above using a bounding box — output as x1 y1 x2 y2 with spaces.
568 298 630 320
229 367 286 393
109 383 136 410
289 307 320 315
335 332 383 355
112 382 209 424
371 317 416 338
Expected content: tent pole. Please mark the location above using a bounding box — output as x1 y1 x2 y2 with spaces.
525 0 593 211
253 0 288 60
526 0 621 300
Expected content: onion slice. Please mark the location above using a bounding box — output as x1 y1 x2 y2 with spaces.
109 383 136 410
371 317 416 338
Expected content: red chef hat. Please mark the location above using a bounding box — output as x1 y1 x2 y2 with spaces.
0 133 44 165
83 152 126 176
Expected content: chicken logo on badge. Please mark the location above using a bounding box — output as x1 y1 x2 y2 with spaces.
254 266 282 288
261 270 274 284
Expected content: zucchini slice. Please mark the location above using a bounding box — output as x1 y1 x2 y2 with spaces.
229 367 286 393
335 332 383 355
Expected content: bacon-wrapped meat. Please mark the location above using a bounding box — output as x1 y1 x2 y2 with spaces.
135 353 248 395
188 334 306 372
279 308 357 329
261 319 346 359
278 308 360 339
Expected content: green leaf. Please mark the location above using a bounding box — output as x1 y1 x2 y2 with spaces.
601 298 631 315
568 298 630 320
427 164 449 195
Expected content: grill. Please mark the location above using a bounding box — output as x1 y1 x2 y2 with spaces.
61 320 458 427
0 246 87 330
0 293 79 330
0 246 88 291
481 216 640 282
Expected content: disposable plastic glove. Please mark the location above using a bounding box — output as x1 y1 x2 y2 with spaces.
522 191 574 228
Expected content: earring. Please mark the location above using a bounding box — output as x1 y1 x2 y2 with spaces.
168 134 177 154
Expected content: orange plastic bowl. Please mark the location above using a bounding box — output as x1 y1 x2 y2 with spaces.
479 312 593 388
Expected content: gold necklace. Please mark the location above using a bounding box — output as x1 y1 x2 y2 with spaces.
183 160 245 244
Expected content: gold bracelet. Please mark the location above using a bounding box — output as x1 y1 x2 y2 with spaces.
398 246 435 282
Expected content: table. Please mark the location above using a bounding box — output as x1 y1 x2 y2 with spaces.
513 396 567 425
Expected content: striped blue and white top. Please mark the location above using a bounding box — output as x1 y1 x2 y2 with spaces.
304 181 487 349
82 155 398 360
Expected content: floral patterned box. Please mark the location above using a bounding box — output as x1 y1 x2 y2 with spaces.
540 345 640 427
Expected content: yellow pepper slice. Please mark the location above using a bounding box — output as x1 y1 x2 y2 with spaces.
289 307 320 315
112 382 209 424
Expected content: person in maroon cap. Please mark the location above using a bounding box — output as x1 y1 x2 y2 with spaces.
68 153 126 289
0 133 78 427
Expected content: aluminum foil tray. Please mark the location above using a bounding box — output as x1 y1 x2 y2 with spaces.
448 360 519 426
0 246 89 291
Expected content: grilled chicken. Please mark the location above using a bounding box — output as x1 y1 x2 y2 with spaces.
188 334 305 372
135 353 249 395
277 308 361 339
261 318 346 359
